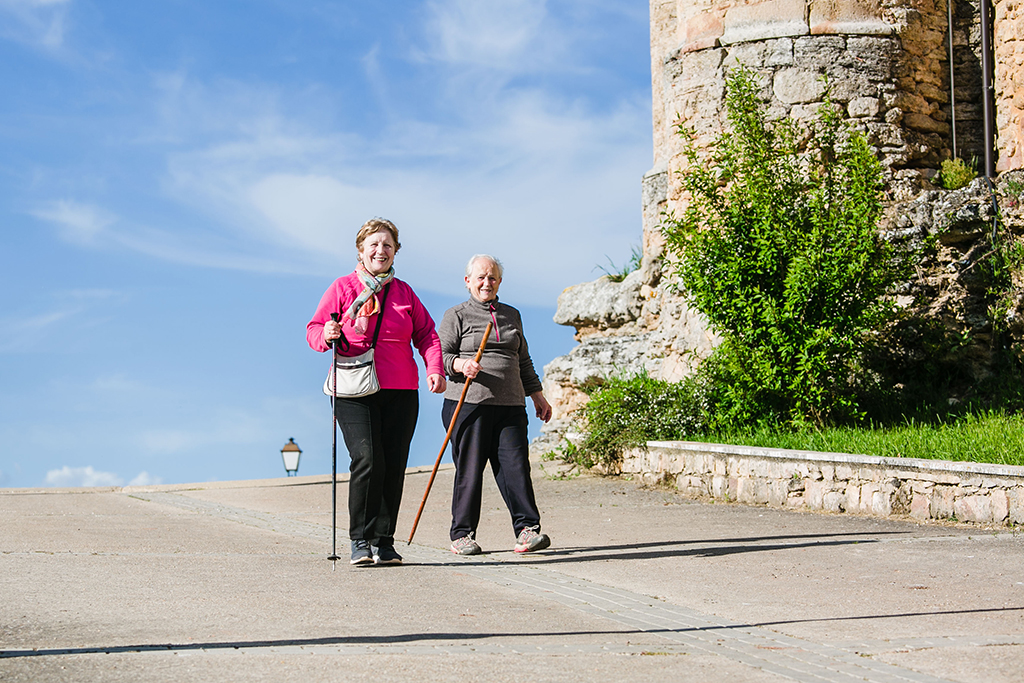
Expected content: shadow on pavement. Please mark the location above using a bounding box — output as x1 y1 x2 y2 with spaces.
0 629 642 659
7 606 1022 659
423 530 907 566
736 605 1024 631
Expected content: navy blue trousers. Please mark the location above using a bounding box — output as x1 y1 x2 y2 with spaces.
442 400 541 541
335 389 418 546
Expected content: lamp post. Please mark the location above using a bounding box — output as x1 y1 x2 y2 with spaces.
280 438 301 476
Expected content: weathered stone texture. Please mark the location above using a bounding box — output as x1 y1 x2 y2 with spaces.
996 0 1024 171
553 271 645 331
722 0 809 44
810 0 893 35
622 441 1024 527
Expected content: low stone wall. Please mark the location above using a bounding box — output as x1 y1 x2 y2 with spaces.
623 441 1024 527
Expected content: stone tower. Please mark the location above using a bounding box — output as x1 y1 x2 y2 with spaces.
536 0 1024 449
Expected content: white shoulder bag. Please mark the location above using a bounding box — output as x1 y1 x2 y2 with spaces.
323 284 390 398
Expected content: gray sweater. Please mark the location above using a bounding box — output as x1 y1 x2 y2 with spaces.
438 297 543 406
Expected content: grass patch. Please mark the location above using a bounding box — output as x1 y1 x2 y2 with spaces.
694 411 1024 467
596 243 643 282
552 370 1024 470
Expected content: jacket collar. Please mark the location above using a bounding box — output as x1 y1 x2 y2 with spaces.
469 295 499 310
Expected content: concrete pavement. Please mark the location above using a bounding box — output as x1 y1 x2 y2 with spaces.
2 462 1023 682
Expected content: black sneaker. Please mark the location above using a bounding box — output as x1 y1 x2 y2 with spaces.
373 544 403 565
350 539 373 565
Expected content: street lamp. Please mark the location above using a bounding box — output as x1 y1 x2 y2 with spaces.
280 438 301 476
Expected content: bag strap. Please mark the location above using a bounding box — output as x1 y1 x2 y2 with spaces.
334 282 391 352
369 283 391 349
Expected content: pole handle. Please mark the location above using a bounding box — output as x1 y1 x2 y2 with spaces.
327 312 339 348
407 321 492 545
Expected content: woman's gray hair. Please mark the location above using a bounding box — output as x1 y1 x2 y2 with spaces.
465 254 503 279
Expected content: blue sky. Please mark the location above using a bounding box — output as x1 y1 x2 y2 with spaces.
0 0 652 488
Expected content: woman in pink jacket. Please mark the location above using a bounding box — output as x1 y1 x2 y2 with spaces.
307 218 445 566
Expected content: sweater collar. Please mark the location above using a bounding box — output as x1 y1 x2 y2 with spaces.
469 295 499 310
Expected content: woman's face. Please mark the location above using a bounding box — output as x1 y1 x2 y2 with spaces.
358 230 397 275
465 259 501 302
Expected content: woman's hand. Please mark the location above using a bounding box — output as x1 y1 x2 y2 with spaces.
530 392 553 423
323 319 342 345
427 373 446 393
454 358 481 379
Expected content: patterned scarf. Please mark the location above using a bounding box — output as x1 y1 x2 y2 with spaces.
345 263 395 334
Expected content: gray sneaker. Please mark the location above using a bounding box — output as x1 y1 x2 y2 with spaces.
514 527 550 553
373 544 403 565
350 539 373 565
450 534 482 555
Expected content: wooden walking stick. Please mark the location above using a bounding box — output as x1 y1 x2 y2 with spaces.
407 321 492 545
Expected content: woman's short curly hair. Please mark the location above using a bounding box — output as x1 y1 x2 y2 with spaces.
355 218 401 253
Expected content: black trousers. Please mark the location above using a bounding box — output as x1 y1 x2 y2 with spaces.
442 400 540 541
335 389 418 546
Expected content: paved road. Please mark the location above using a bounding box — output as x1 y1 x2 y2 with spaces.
2 462 1023 682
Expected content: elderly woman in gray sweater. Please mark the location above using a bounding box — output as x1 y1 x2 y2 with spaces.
438 254 553 555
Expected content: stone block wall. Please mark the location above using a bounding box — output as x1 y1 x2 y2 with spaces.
623 440 1024 526
996 0 1024 171
653 0 1022 205
650 0 975 208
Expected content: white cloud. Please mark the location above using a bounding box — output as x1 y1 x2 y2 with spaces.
420 0 550 71
29 193 298 273
31 200 115 245
127 471 162 486
45 465 122 487
0 0 72 50
25 3 651 304
42 465 162 487
153 78 649 303
0 289 120 353
0 310 69 351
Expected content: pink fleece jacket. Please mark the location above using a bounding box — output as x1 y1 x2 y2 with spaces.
306 273 443 390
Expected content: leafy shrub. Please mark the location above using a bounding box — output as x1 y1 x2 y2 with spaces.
662 65 903 427
937 157 977 190
564 371 712 469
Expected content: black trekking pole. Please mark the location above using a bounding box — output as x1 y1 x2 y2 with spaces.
327 313 341 569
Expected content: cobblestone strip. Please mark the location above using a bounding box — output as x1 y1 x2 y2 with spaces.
130 491 957 683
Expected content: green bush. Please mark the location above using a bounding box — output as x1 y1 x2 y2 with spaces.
938 157 977 190
662 65 903 427
564 371 711 469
